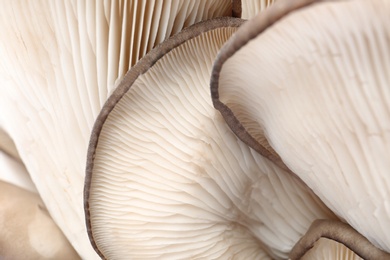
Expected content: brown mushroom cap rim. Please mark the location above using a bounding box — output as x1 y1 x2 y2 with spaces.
210 0 329 172
84 16 245 259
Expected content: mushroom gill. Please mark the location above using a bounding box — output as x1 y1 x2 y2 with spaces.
85 17 336 259
211 0 390 254
0 0 234 258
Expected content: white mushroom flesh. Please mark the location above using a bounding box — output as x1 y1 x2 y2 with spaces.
89 25 336 259
218 0 390 252
0 1 233 258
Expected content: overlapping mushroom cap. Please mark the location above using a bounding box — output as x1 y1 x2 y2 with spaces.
211 0 390 255
0 181 79 259
85 17 336 259
0 0 234 258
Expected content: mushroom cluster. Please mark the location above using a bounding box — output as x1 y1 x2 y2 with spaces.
1 0 389 259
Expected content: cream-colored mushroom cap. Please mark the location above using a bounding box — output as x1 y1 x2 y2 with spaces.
0 1 234 258
211 0 390 253
0 129 36 193
0 180 80 259
85 17 336 259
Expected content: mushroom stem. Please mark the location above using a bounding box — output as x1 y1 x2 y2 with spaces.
290 219 390 260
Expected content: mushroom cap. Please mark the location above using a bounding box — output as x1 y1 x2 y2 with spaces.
85 17 336 259
0 128 20 161
0 128 36 193
0 150 37 194
0 180 80 259
211 0 390 253
0 1 234 258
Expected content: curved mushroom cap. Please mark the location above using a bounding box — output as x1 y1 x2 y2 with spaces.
0 150 37 194
86 17 336 259
211 0 390 253
0 128 36 193
290 220 390 260
0 128 20 161
0 1 234 258
0 180 79 259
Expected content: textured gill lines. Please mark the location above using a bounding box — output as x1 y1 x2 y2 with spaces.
241 0 276 19
91 27 336 258
220 0 390 252
302 238 363 260
306 1 390 203
298 1 390 249
93 27 238 215
0 0 88 230
92 28 268 257
54 1 98 127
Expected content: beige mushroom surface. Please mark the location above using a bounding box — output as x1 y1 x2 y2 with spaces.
0 150 37 194
299 238 363 260
237 0 278 19
0 128 20 162
290 220 390 259
0 180 80 259
211 0 390 254
0 0 233 258
85 17 336 259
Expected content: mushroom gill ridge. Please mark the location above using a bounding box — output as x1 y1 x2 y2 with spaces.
85 17 336 259
211 0 390 255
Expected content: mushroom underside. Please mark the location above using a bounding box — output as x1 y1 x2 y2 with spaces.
211 0 390 254
85 17 338 259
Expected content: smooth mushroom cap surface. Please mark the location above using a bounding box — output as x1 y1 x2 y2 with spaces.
0 129 36 193
0 150 37 193
86 17 336 259
0 128 20 161
0 180 80 260
212 0 390 252
0 1 233 258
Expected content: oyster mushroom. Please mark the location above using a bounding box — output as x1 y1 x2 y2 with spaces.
0 180 80 259
211 0 390 254
85 17 336 259
0 0 233 258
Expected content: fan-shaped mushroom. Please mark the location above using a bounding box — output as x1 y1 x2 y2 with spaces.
0 180 80 259
0 1 233 257
85 17 336 259
211 0 390 254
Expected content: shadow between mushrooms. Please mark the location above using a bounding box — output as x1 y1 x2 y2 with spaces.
85 17 337 259
0 181 80 259
211 0 390 256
